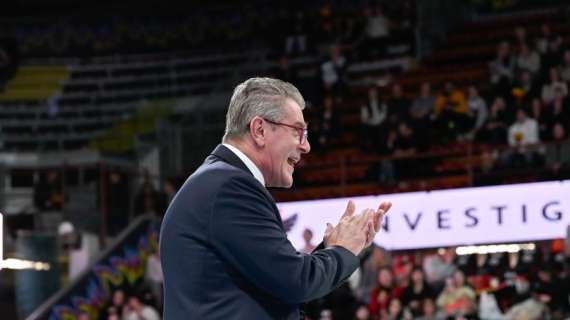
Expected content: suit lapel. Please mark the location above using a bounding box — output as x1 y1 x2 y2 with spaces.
210 144 285 228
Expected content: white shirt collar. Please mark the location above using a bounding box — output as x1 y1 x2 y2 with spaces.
222 143 266 187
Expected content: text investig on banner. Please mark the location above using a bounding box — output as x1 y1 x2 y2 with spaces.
278 180 570 251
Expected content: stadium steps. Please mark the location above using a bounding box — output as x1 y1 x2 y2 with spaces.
88 99 173 153
0 66 68 101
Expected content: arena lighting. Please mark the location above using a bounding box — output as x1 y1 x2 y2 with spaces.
455 243 536 255
0 258 51 271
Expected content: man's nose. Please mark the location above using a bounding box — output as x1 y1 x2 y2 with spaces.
299 138 310 154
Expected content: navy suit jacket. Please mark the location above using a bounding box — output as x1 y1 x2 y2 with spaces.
160 145 359 319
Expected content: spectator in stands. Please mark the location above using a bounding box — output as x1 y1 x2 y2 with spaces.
106 170 129 236
145 248 163 309
410 82 435 150
134 172 159 217
559 49 570 83
546 92 569 134
33 169 64 212
536 24 557 55
541 67 568 104
434 82 469 142
401 267 434 317
544 123 570 178
489 41 515 96
387 83 411 126
355 245 392 303
274 55 298 87
411 82 435 120
465 85 488 141
123 295 160 320
516 42 541 77
512 70 540 103
505 109 541 167
386 298 412 320
104 289 127 319
452 269 472 290
368 267 398 319
361 5 391 60
383 121 418 181
504 297 548 320
106 308 119 320
338 17 361 53
314 7 336 51
389 123 417 167
392 256 413 294
315 95 339 153
285 11 308 56
532 267 567 313
436 275 477 318
478 96 509 145
415 298 442 320
301 228 317 254
156 179 177 218
354 304 371 320
320 44 347 100
538 25 563 73
422 248 456 291
360 86 387 152
512 26 527 48
529 98 549 141
322 282 359 320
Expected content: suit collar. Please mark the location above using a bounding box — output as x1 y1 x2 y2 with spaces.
222 143 265 186
211 144 251 174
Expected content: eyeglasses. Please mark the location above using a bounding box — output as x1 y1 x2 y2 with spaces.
263 118 308 144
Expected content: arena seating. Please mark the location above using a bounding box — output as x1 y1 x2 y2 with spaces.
273 8 570 202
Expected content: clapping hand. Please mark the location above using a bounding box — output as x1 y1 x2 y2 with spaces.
324 200 391 256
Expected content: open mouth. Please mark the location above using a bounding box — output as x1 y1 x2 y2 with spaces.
287 157 299 168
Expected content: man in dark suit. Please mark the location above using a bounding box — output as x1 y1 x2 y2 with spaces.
160 77 391 319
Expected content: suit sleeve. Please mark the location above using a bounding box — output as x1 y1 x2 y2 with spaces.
210 175 359 304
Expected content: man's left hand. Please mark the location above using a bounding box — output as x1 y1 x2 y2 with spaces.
365 202 391 247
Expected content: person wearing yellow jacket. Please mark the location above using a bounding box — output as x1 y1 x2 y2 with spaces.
434 82 468 116
434 82 471 142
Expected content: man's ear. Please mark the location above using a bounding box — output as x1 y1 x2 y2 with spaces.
249 117 266 147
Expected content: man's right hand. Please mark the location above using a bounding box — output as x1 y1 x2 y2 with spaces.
324 200 378 256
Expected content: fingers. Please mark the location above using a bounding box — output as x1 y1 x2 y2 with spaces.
366 221 376 246
373 210 385 233
323 222 334 247
373 202 392 232
341 200 356 220
378 201 392 213
325 223 333 237
355 208 374 231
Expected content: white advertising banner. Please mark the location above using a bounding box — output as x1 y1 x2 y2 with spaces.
278 180 570 251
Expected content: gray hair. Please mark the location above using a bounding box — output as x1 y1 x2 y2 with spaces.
222 77 305 142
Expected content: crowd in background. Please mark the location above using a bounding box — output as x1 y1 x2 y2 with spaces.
303 22 570 183
299 231 570 320
270 1 416 152
95 226 570 320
